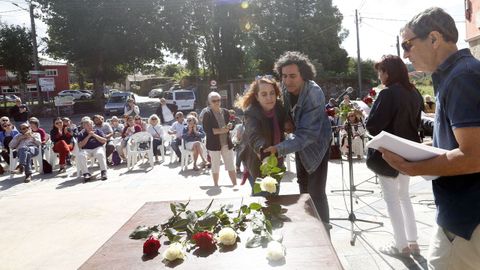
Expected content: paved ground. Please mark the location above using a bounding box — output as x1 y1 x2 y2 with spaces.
0 151 435 269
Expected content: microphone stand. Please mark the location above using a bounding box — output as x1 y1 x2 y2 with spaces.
330 121 383 246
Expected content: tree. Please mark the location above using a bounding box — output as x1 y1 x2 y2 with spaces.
0 24 34 97
36 0 167 105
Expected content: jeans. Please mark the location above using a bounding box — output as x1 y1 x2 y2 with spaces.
171 138 181 159
296 149 330 226
18 146 39 174
379 173 418 249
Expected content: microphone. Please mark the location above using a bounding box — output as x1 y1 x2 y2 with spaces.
335 87 354 104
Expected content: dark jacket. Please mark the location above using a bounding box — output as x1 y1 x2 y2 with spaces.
366 83 423 142
202 108 233 151
9 105 29 122
240 102 286 180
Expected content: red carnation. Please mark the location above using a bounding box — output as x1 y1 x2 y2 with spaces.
229 115 236 121
363 96 373 105
143 236 161 256
192 231 216 250
369 88 377 97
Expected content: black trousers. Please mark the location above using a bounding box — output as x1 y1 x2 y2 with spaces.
295 149 330 226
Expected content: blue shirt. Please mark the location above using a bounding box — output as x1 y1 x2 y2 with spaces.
76 129 105 150
276 80 332 174
431 48 480 240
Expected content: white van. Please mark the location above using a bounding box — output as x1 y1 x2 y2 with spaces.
164 89 196 111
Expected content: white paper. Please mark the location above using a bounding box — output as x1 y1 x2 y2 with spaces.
366 131 448 180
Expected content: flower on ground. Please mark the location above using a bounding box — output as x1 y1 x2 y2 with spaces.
162 243 185 261
266 241 285 261
143 236 161 256
192 231 216 250
259 176 277 193
217 227 237 245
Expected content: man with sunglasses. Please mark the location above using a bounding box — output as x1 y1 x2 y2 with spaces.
380 7 480 269
9 123 41 183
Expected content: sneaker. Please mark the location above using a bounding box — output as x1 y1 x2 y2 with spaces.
378 244 410 258
24 173 32 183
83 173 91 183
100 170 108 181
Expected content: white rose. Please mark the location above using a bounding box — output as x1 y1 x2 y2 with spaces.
162 243 185 261
259 176 277 193
266 241 285 261
217 227 237 245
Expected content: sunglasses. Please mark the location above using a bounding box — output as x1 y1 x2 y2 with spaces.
21 127 30 130
401 36 419 52
2 124 11 128
255 75 274 80
1 119 9 122
55 122 63 125
211 99 221 103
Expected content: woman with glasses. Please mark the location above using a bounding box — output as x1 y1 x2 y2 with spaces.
9 123 41 183
366 55 423 257
235 76 287 192
202 92 237 186
134 116 147 131
50 117 74 173
147 114 164 162
29 117 48 145
182 115 207 170
0 120 19 167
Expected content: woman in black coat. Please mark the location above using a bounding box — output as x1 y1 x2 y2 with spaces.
366 55 423 257
236 76 286 193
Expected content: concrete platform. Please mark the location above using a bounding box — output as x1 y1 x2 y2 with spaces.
0 156 435 269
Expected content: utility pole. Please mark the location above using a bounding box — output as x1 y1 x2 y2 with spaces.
396 35 401 57
355 9 362 98
29 2 43 105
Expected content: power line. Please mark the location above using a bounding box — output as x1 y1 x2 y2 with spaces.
0 8 23 13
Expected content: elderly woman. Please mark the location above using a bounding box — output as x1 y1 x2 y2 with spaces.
29 117 48 144
202 92 237 186
367 55 423 257
235 76 286 192
340 111 365 159
0 120 19 165
109 116 124 138
146 114 164 161
9 123 41 182
119 115 142 159
182 115 207 170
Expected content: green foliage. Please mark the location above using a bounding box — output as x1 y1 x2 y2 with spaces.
253 154 286 195
0 24 34 83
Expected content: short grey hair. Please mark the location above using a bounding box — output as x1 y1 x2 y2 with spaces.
404 7 458 43
208 91 221 102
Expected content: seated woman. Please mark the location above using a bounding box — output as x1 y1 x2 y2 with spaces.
50 117 74 173
119 115 142 159
0 120 19 167
146 114 164 161
134 115 147 131
29 117 48 144
340 111 365 159
110 116 124 138
182 115 207 171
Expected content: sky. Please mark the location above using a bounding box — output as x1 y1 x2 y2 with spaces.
0 0 470 64
331 0 468 62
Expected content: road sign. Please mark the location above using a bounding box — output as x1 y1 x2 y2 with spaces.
39 77 55 92
29 70 45 75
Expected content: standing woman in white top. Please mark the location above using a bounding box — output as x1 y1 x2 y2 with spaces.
157 98 176 125
146 114 163 161
124 98 140 117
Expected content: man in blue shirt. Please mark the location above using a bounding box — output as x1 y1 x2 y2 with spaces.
264 51 332 229
381 7 480 269
76 118 108 182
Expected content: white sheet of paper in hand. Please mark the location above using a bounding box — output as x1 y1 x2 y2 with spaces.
366 131 448 180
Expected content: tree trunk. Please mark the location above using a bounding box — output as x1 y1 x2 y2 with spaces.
93 56 105 110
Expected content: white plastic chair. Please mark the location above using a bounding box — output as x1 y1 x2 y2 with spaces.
71 138 105 178
9 145 43 178
126 132 154 170
180 139 194 171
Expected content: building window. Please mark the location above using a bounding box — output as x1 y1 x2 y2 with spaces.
1 86 16 93
27 84 37 92
45 69 58 76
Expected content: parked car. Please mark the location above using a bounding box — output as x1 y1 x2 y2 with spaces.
78 89 94 96
164 89 196 112
58 90 92 100
0 94 19 102
148 88 164 98
104 91 136 116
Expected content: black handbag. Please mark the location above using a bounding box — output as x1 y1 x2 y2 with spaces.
366 148 399 177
